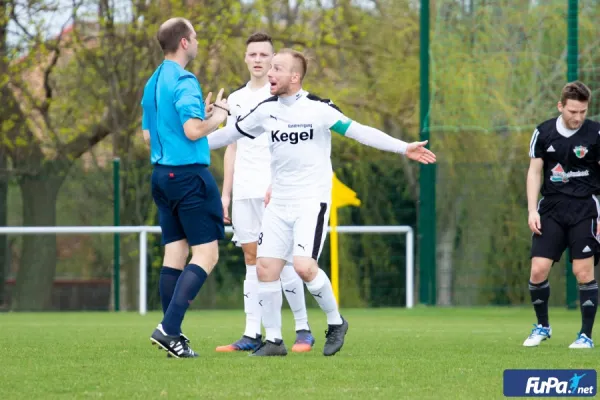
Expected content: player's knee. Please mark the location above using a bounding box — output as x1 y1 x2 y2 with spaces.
572 257 595 283
293 257 318 282
256 263 269 281
190 241 219 273
163 240 189 269
530 257 552 283
256 258 285 281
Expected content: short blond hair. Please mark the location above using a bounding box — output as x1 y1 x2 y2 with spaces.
276 48 307 80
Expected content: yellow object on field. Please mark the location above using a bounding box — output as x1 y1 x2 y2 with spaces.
330 173 361 305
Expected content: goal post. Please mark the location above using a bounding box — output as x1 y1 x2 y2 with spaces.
0 225 414 314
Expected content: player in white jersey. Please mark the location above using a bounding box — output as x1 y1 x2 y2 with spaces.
216 33 315 353
207 49 436 356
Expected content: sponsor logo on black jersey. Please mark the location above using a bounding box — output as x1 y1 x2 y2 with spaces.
550 163 590 183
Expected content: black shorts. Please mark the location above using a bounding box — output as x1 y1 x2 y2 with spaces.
531 194 600 262
151 164 225 246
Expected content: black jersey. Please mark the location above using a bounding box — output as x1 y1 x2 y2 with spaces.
529 117 600 198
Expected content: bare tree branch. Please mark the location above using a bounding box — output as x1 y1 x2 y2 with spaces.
9 3 36 40
62 113 112 160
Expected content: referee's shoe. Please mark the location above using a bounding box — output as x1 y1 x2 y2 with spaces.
150 324 198 358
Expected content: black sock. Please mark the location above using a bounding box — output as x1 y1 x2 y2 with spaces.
579 280 598 338
529 279 550 327
161 264 208 336
159 266 183 314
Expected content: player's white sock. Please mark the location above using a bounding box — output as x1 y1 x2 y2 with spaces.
305 268 343 325
243 265 261 339
258 280 283 342
280 263 310 331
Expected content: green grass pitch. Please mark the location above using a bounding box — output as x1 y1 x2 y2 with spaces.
1 308 597 399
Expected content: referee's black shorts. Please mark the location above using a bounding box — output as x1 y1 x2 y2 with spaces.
531 194 600 262
151 164 225 246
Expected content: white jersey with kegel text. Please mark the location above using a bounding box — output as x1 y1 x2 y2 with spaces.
235 90 350 202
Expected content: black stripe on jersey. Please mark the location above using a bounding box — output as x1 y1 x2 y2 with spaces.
236 95 278 124
234 95 278 139
234 121 256 139
311 202 328 260
306 93 343 113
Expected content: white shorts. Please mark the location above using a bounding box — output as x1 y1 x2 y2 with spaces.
231 198 265 246
257 200 331 262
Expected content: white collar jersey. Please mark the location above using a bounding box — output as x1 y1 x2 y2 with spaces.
227 82 272 200
235 89 349 202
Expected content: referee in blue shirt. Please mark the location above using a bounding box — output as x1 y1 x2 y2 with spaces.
142 17 230 358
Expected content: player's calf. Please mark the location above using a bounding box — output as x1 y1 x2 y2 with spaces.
573 258 598 344
525 257 553 347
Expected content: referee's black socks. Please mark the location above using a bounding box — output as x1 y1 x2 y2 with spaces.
161 264 208 336
529 279 550 327
579 280 598 338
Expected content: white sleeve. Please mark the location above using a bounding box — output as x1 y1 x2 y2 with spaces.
344 121 408 154
225 92 239 127
529 128 543 158
225 114 236 127
319 101 408 154
207 125 246 150
235 104 267 138
319 100 353 135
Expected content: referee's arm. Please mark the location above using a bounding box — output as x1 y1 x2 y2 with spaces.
141 110 150 147
175 79 229 141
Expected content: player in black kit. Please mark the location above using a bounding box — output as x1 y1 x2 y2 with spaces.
524 81 600 349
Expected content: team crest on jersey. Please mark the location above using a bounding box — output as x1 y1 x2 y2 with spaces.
550 163 590 183
573 145 588 158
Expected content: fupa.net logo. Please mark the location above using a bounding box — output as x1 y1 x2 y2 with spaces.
504 369 597 397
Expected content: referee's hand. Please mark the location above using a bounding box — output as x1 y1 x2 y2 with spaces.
204 91 214 118
212 88 229 121
528 211 542 235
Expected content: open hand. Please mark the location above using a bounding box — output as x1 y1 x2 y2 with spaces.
405 140 436 164
204 91 214 118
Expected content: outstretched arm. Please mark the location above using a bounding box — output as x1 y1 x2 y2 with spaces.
207 124 246 150
320 99 436 164
209 101 267 149
342 121 436 164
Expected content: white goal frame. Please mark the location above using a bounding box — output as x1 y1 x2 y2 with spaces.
0 225 414 314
